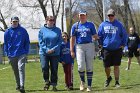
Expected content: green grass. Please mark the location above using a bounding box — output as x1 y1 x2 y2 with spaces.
0 57 140 93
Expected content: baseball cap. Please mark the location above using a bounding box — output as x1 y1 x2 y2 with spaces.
11 16 19 21
79 10 87 15
107 9 115 15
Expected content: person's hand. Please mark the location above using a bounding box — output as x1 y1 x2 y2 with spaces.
47 50 54 54
120 46 124 49
61 62 65 65
71 51 75 58
98 45 102 49
137 48 140 52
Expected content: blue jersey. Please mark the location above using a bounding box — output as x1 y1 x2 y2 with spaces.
71 21 97 44
38 25 62 56
98 19 127 50
60 41 74 64
4 25 30 57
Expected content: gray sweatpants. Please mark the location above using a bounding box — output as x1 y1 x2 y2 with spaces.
76 43 95 72
9 54 27 87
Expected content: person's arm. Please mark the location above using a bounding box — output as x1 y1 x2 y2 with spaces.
24 29 30 54
38 30 49 53
4 30 8 56
97 24 104 47
120 25 127 49
70 36 76 58
90 22 99 40
50 29 62 53
135 33 140 51
92 34 99 41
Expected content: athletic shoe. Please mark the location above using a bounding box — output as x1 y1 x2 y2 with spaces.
44 82 50 90
52 86 57 91
80 81 85 91
104 76 112 87
20 86 25 93
115 81 120 88
125 67 130 70
87 86 92 92
69 86 73 90
16 86 20 91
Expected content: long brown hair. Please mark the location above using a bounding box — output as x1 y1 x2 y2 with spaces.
62 32 69 41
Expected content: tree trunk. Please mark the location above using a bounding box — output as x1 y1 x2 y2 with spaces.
128 4 136 31
61 0 65 32
123 0 128 31
38 0 47 19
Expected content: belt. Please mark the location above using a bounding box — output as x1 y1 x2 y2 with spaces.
78 42 92 44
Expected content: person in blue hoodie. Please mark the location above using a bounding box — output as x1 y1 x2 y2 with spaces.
60 32 75 90
98 9 127 88
4 16 30 93
38 16 62 91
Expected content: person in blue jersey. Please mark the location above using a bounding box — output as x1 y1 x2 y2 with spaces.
70 10 99 92
4 16 30 93
125 27 140 70
60 32 75 90
38 16 62 91
98 9 127 88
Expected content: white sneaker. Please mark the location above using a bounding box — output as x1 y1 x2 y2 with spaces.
125 67 130 70
80 81 85 91
87 86 92 92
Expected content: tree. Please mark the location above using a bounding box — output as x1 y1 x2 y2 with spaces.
0 0 15 32
65 0 80 35
17 0 64 30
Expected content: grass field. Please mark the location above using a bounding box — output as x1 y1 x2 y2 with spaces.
0 57 140 93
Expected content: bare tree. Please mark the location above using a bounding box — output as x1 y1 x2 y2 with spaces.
65 0 79 35
37 0 48 19
0 0 15 32
0 10 7 32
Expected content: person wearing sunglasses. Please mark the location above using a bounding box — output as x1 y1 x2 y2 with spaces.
4 16 30 93
38 16 62 91
98 9 127 88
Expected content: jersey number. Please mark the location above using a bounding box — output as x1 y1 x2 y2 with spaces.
80 32 87 37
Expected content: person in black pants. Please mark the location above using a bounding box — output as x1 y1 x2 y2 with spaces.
125 27 140 70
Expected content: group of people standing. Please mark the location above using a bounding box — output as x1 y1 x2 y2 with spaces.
3 8 140 93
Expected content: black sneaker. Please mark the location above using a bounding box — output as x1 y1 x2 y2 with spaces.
20 86 25 93
52 86 57 91
16 86 20 91
69 86 73 90
104 76 112 87
44 82 50 90
115 81 120 88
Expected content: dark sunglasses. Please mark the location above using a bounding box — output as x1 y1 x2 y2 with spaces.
108 15 114 17
48 19 55 21
12 21 18 22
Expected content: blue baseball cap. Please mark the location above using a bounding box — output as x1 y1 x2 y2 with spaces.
79 10 87 15
11 16 19 21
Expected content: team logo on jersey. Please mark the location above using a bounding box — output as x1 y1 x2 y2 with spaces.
129 37 136 40
104 26 118 34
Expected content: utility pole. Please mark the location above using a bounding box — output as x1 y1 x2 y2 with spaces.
102 0 106 21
